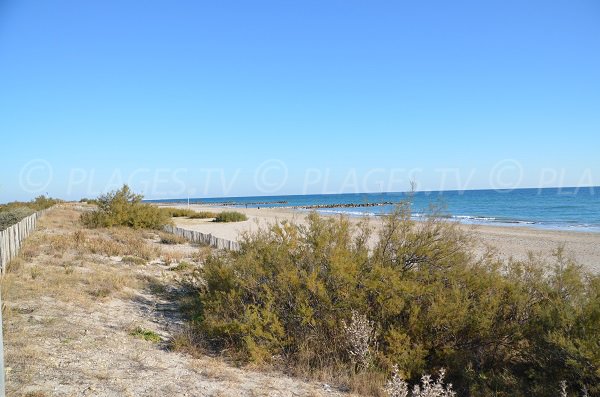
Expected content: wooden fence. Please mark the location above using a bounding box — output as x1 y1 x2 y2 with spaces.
0 209 48 272
163 225 240 251
0 207 50 396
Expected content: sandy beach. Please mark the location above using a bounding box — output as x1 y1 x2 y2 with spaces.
164 204 600 274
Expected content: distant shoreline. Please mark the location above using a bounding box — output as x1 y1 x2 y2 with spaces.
159 203 600 273
150 190 600 234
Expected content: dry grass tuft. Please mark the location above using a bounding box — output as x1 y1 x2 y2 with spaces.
161 250 185 265
170 325 207 358
84 270 141 299
158 231 187 245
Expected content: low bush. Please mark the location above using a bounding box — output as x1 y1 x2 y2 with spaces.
79 198 98 205
160 208 216 219
161 208 197 217
121 256 147 266
189 211 217 219
197 207 600 396
0 207 35 230
213 211 247 223
0 195 61 230
159 232 187 245
80 185 171 229
29 195 61 211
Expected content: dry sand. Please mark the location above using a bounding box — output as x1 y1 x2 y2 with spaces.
169 205 600 274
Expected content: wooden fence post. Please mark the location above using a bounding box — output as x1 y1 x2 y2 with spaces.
162 225 240 252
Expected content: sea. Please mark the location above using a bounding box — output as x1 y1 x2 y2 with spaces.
149 187 600 233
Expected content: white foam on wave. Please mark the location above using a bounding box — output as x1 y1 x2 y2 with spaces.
316 209 377 217
309 208 599 232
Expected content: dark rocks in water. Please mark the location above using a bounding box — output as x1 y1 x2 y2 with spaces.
243 200 288 205
213 200 288 206
293 202 397 210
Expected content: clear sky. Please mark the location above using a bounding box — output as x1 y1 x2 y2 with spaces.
1 0 599 201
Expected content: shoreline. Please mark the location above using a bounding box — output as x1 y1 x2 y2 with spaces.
156 201 600 234
160 204 600 273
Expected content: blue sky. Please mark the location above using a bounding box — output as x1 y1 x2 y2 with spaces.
1 0 599 201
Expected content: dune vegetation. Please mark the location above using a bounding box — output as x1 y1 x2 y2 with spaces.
160 208 216 219
80 185 247 230
213 211 248 223
21 185 596 396
0 195 61 230
192 205 599 396
80 185 171 229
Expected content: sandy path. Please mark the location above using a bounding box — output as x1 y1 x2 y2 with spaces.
3 206 350 397
169 205 600 274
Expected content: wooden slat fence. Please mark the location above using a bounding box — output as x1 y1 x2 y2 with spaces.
0 209 49 272
0 207 50 396
163 225 240 251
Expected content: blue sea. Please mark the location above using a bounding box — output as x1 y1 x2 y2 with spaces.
150 187 600 233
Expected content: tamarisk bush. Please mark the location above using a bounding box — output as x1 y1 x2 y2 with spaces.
81 185 170 229
0 195 61 230
197 206 600 396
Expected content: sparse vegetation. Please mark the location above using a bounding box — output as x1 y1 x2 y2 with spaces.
386 367 455 397
152 208 245 223
121 256 146 266
0 207 34 230
130 327 162 343
0 195 61 230
35 227 160 261
80 185 171 229
160 208 216 219
189 211 217 219
160 208 198 217
79 198 98 205
159 232 187 245
171 260 194 272
5 201 599 396
213 211 247 223
3 204 332 397
197 206 600 396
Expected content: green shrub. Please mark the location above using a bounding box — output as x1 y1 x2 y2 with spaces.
28 195 61 211
159 232 187 245
80 198 98 205
160 208 216 219
0 195 61 230
160 208 197 217
213 211 247 223
80 185 171 229
0 207 35 230
189 211 217 219
197 207 600 396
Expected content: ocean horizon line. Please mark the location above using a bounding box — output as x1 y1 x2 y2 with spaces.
146 185 600 203
146 187 600 233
